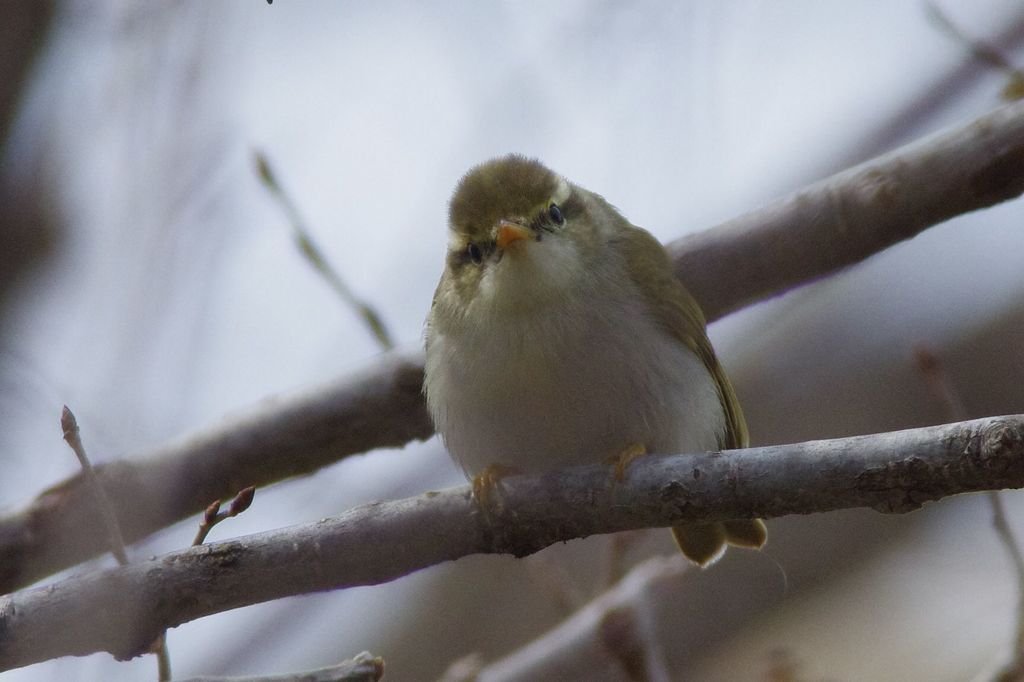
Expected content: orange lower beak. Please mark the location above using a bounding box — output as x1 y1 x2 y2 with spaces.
496 221 533 249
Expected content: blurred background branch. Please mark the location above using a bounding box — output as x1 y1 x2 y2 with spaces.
927 1 1024 101
175 651 384 682
0 0 56 319
466 554 687 682
254 150 395 351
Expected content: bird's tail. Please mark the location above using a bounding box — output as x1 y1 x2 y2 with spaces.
671 519 767 567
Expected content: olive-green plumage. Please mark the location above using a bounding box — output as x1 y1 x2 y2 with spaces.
600 194 765 564
449 155 560 238
425 154 765 567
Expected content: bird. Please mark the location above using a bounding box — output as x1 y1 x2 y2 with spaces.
423 154 765 566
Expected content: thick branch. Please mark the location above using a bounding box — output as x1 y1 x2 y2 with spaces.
0 351 432 592
669 98 1024 319
1 416 1022 671
2 100 1023 594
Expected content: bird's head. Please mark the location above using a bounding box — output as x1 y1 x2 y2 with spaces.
434 154 607 326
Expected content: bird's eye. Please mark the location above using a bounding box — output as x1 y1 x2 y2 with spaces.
548 203 565 226
466 243 484 265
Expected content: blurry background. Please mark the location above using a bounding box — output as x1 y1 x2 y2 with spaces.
2 1 1024 680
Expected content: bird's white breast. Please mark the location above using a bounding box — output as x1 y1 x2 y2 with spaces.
425 242 726 477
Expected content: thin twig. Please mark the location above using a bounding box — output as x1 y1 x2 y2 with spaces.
926 2 1024 100
175 651 384 682
153 635 171 682
61 407 170 676
254 150 395 350
151 487 255 682
2 415 1023 670
474 554 685 682
193 487 256 547
60 405 129 565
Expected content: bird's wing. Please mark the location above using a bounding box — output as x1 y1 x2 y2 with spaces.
612 223 749 450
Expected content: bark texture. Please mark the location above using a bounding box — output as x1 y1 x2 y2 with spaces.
1 415 1021 671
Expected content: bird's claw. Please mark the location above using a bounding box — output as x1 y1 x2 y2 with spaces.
606 443 647 482
472 462 522 510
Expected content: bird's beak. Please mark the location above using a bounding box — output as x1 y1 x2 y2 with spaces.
496 220 533 250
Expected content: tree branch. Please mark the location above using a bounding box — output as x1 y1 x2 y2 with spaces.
2 99 1024 594
474 554 686 682
1 415 1022 671
0 350 432 593
669 97 1024 319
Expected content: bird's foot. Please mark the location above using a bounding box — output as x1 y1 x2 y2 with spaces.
606 442 647 482
472 462 522 509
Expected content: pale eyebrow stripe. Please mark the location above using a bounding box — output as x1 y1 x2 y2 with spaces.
552 176 571 204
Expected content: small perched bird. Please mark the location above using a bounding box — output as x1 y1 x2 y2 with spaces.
423 154 765 566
